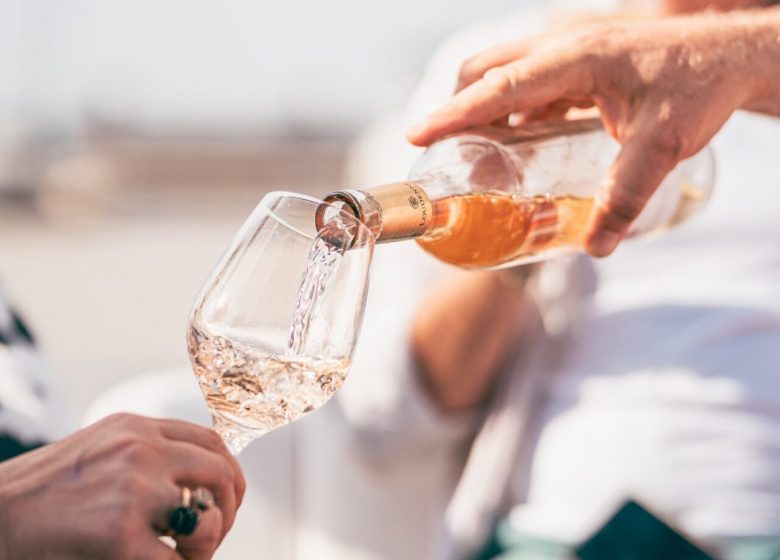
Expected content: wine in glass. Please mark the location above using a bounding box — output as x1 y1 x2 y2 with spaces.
187 192 374 454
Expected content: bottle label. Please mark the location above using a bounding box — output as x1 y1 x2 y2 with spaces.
368 182 433 242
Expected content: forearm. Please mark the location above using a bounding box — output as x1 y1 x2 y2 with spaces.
411 267 534 412
334 248 486 460
740 6 780 116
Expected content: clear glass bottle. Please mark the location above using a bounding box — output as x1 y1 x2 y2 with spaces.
316 117 715 270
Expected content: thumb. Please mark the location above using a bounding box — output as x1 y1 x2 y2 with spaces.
584 130 683 257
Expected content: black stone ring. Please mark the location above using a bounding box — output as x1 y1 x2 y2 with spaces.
164 487 209 537
167 506 200 537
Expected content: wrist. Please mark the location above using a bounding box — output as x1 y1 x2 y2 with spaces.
0 449 60 559
0 463 28 559
0 469 10 559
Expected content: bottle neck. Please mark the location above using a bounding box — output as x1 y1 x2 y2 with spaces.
318 181 435 244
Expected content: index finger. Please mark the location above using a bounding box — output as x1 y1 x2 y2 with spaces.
166 441 240 542
158 419 246 508
175 507 224 560
456 39 535 92
407 53 589 146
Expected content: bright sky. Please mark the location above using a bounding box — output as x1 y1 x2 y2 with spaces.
1 0 538 136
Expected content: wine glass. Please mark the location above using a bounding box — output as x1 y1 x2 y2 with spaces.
187 191 374 454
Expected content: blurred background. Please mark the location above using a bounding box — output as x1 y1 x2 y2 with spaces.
0 0 543 415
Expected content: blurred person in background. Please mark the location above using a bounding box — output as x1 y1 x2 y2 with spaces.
85 0 780 559
396 1 780 558
340 0 780 558
0 287 244 557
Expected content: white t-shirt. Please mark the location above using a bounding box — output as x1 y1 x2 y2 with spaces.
509 111 780 543
342 3 780 549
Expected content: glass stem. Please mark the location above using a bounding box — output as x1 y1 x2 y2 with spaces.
212 415 254 456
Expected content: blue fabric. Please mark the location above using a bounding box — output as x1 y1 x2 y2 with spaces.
481 500 780 560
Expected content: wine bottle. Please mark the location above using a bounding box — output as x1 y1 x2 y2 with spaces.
316 117 714 269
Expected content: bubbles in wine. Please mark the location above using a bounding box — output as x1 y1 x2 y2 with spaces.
190 326 349 444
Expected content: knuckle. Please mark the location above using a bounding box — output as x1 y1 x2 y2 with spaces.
598 187 647 227
102 412 150 434
204 428 226 452
114 436 154 465
97 413 128 431
575 23 625 55
647 130 685 161
576 25 612 51
105 412 139 426
457 56 483 87
566 27 625 86
237 470 247 495
219 457 237 484
482 66 516 96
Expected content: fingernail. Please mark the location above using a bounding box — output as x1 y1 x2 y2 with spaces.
587 230 621 258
